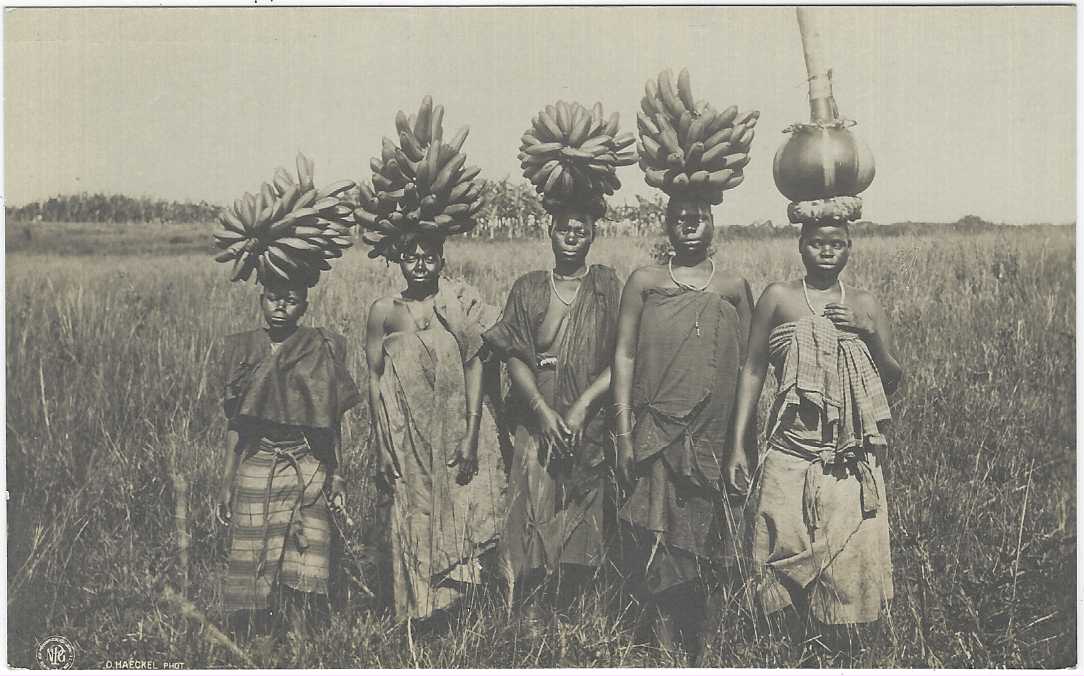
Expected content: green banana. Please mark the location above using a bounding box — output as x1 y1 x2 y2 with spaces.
556 101 571 136
540 108 563 140
654 114 682 155
381 137 397 164
431 152 466 196
449 125 470 153
685 142 705 169
613 132 636 151
219 209 246 234
273 167 295 194
277 237 321 252
429 104 445 143
414 95 433 146
319 179 355 199
657 69 685 119
637 111 660 137
644 167 668 189
677 110 693 146
603 111 620 137
706 168 735 188
543 163 565 193
701 142 734 169
396 110 413 139
569 110 592 146
677 68 696 112
424 142 441 192
353 207 380 227
526 142 563 156
400 131 425 162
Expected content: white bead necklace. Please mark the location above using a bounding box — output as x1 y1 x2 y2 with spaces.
400 293 435 330
549 270 582 306
668 257 716 292
802 277 845 315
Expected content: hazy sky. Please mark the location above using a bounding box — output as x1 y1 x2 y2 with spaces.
5 6 1076 224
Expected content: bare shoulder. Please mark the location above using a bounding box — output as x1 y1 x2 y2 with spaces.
759 280 800 304
625 263 667 290
367 295 397 323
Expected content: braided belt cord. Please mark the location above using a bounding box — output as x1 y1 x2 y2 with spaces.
254 440 313 580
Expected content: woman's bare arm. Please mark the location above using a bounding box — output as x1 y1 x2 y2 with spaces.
507 356 543 409
463 354 484 437
612 269 648 430
365 298 399 484
726 283 781 488
576 367 612 411
216 421 248 525
612 269 648 486
861 295 903 395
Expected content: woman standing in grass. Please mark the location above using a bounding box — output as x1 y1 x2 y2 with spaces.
364 235 506 626
483 192 622 627
358 98 504 626
726 220 902 650
611 196 754 662
212 157 361 642
481 101 632 628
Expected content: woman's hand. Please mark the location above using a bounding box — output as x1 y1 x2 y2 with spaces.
533 399 571 462
216 483 233 527
375 442 401 494
448 432 480 485
824 302 876 336
325 473 347 514
724 448 752 496
563 399 590 452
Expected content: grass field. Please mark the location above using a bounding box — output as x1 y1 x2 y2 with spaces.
5 222 1076 668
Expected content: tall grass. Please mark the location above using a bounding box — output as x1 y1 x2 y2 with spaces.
5 229 1075 668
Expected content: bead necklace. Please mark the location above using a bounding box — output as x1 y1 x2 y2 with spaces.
802 277 845 316
400 293 435 330
552 267 589 282
550 270 582 306
668 257 716 292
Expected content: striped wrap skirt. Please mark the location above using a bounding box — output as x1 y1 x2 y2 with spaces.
223 438 332 612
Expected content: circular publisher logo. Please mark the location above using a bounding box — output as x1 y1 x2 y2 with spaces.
35 635 76 670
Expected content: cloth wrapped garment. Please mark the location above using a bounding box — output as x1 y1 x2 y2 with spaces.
223 438 332 611
483 266 621 578
374 279 506 620
220 326 360 612
618 286 749 595
746 315 894 624
223 327 362 433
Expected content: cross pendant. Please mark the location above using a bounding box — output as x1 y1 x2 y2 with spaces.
695 320 701 337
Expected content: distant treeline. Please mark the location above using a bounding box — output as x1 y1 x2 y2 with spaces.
7 193 218 225
6 190 1065 239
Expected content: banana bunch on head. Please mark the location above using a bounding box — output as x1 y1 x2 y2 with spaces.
522 101 637 216
355 96 487 261
520 101 638 217
212 153 356 287
636 68 759 205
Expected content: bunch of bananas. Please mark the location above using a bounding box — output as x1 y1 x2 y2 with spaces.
636 68 759 205
212 153 356 286
355 96 486 261
519 101 637 215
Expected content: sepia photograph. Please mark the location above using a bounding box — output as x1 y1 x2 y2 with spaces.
3 3 1077 670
